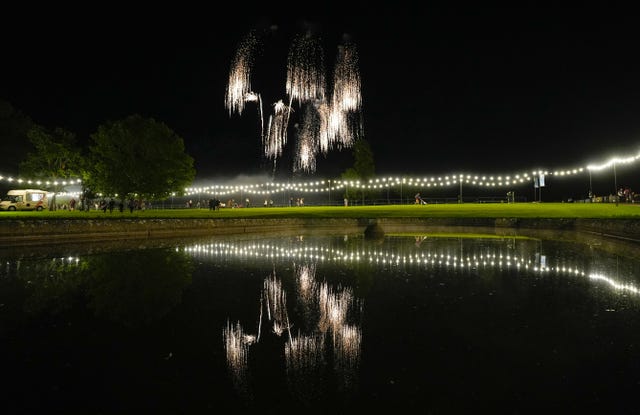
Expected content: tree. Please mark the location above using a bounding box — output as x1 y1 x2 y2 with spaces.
20 126 84 178
340 167 360 203
88 114 195 201
0 100 35 178
19 125 85 210
352 138 375 180
341 138 377 204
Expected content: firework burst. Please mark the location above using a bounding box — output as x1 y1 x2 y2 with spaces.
226 24 364 174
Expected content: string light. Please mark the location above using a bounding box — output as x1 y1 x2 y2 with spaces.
0 150 638 197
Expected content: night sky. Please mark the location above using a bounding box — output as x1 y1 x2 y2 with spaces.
3 5 640 187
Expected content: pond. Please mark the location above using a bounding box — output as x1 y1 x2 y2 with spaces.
2 229 640 413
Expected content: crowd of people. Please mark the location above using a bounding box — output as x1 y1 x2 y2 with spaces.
584 186 638 204
617 186 637 203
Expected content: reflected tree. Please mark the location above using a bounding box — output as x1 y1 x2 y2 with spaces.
16 258 89 316
86 249 194 328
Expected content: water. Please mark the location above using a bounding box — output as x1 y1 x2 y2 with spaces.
2 230 640 413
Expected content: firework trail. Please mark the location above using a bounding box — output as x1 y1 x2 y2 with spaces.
294 105 320 172
286 32 326 105
328 40 362 149
225 31 259 117
332 40 362 113
226 24 363 174
264 100 293 159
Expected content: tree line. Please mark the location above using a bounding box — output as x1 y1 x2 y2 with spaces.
1 100 195 209
1 99 377 208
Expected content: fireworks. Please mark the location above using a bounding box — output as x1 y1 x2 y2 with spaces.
226 23 364 174
225 31 260 117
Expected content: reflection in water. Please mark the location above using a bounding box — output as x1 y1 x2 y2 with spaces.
182 233 637 406
87 250 193 327
4 232 640 411
183 238 640 297
1 248 193 326
223 261 363 403
12 256 85 315
223 320 255 399
261 273 291 338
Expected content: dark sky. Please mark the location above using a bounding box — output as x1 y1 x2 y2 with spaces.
3 4 640 185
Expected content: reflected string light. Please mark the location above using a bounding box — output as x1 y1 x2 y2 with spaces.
183 239 640 296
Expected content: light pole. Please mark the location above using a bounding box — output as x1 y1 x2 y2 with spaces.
613 161 618 195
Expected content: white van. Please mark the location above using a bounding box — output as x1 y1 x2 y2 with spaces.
0 189 49 211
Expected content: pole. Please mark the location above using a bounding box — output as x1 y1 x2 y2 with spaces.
459 177 462 204
613 162 618 195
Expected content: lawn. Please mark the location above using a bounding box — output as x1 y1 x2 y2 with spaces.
1 202 639 220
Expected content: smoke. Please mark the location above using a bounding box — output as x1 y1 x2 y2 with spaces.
190 173 275 188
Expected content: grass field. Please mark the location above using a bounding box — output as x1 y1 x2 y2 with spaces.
1 202 639 220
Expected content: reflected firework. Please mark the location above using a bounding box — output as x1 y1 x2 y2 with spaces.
295 262 317 304
5 233 640 411
334 324 362 390
261 271 291 338
225 24 363 174
223 320 255 398
284 333 326 401
222 261 363 403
